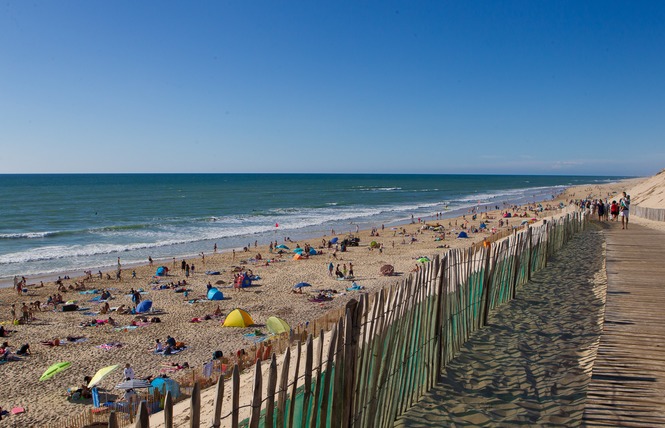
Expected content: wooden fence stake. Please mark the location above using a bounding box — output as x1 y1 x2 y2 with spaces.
108 410 118 428
249 360 263 428
190 382 201 428
265 353 278 427
211 374 224 428
135 400 149 428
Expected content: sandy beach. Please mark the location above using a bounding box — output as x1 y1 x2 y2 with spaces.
0 176 650 427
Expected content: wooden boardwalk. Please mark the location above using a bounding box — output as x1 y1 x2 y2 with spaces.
583 221 665 426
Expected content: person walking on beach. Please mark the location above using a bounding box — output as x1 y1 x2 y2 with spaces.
620 192 630 229
596 200 605 221
610 200 619 220
328 262 334 277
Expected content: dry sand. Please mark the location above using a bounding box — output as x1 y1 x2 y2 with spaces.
0 175 649 427
394 223 608 427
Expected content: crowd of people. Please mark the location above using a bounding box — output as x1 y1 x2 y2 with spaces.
575 191 631 229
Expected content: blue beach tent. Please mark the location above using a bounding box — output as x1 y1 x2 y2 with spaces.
207 287 224 301
150 377 181 400
457 231 468 238
136 300 153 313
155 266 167 277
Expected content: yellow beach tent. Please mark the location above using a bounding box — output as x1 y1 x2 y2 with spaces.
223 309 255 327
266 316 290 335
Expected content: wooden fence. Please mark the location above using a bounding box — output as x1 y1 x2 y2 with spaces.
633 205 665 222
86 210 587 428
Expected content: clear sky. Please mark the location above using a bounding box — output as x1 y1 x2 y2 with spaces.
1 1 663 176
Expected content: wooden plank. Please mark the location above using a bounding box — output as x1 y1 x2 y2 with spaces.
189 382 200 428
331 317 345 428
231 365 240 428
319 324 338 428
309 330 324 428
356 290 382 428
210 375 224 428
265 354 277 428
135 400 149 428
108 411 118 428
301 335 313 428
249 360 262 428
583 223 665 426
160 391 172 428
288 340 302 427
276 346 291 428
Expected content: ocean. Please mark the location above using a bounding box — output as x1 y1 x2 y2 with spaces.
0 173 623 283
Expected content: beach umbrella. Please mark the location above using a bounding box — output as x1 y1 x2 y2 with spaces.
294 282 312 289
520 220 529 225
88 364 119 388
116 379 152 390
39 361 72 381
276 244 289 250
329 237 339 244
293 247 304 253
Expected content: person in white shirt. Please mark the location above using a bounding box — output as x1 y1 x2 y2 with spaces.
123 363 135 380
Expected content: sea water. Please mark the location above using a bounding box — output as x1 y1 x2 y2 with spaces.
0 173 624 282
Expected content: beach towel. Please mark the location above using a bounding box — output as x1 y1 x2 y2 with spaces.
97 342 123 351
114 325 139 332
243 332 268 343
154 346 187 356
59 337 88 345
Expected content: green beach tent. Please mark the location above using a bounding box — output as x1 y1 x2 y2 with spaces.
266 316 290 335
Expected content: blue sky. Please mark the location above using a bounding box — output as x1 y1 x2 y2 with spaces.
1 1 663 176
